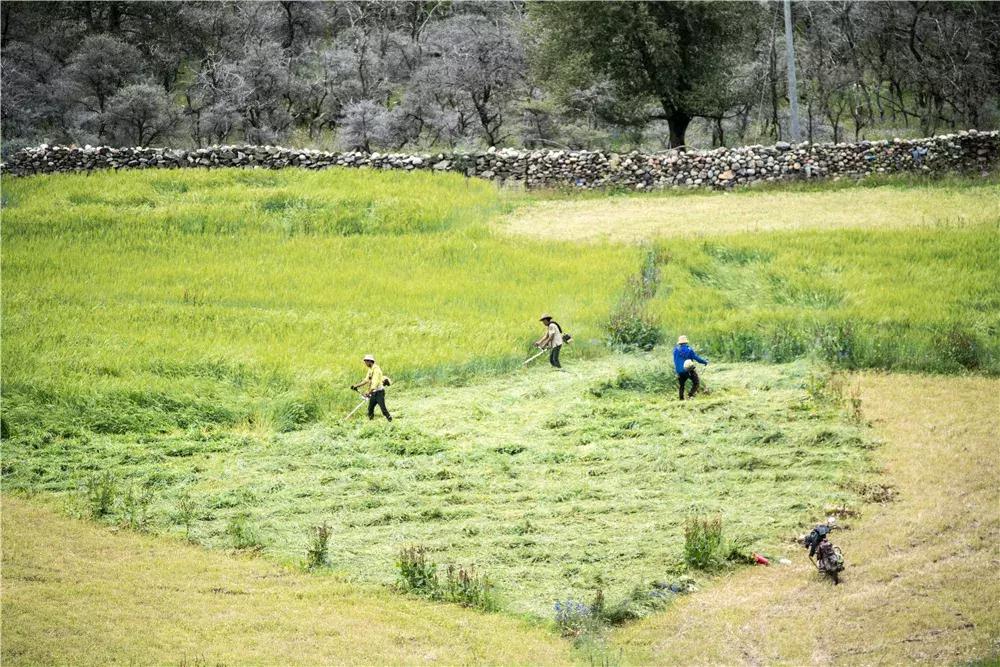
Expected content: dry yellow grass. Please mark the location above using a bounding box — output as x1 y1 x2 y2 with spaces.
1 497 571 666
503 184 1000 242
614 373 1000 665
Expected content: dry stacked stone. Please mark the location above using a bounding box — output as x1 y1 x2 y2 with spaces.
2 130 996 190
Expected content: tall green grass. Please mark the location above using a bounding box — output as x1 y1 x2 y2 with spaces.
1 169 636 437
651 223 1000 374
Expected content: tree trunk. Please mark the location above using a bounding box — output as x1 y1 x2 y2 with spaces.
667 111 691 149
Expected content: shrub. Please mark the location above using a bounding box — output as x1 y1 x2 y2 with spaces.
682 515 752 571
553 599 593 637
226 512 263 551
396 545 438 594
605 248 664 351
175 490 197 540
683 515 726 570
120 484 155 531
441 564 499 611
396 546 499 612
306 522 332 569
605 295 662 351
82 471 118 519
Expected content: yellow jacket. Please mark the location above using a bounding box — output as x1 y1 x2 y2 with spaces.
363 363 385 394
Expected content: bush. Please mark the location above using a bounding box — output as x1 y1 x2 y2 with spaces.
397 545 438 594
553 599 593 637
605 248 664 351
396 546 499 612
605 295 662 351
683 515 750 571
120 484 154 531
174 490 198 540
441 564 499 611
306 522 332 569
226 512 263 551
82 471 118 519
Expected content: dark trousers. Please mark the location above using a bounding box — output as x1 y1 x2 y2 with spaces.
678 368 699 400
549 344 562 368
368 389 391 420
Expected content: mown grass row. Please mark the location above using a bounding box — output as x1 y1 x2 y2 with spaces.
1 357 877 617
1 169 637 438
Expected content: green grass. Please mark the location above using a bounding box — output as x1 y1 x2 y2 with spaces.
1 169 635 438
2 355 876 617
2 168 991 642
649 223 1000 374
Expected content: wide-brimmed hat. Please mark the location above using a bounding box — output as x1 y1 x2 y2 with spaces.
677 335 689 344
363 354 375 362
539 313 553 321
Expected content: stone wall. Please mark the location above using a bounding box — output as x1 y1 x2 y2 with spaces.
2 130 996 190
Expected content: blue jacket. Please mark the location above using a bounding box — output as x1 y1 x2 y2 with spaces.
673 344 708 374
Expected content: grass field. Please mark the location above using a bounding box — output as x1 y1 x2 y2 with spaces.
1 355 876 618
509 178 1000 375
1 169 635 438
505 176 1000 241
3 169 998 661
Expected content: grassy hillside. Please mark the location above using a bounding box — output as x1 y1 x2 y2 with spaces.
615 373 1000 665
1 169 635 438
1 497 571 666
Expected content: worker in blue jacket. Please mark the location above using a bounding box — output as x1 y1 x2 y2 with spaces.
673 335 708 400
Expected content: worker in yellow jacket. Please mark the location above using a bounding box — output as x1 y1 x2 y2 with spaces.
351 354 392 421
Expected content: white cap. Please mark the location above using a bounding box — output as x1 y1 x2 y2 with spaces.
363 354 375 362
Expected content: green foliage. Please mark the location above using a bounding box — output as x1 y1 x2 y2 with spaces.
598 582 687 625
683 515 749 571
605 248 664 350
226 513 263 551
652 224 1000 374
306 522 332 570
529 1 763 145
81 471 118 520
441 564 500 612
397 546 439 594
119 484 155 531
605 297 662 351
174 490 198 541
396 546 499 612
683 516 725 570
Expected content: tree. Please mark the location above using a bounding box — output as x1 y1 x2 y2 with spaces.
530 1 763 147
105 83 175 145
63 34 141 140
416 13 525 146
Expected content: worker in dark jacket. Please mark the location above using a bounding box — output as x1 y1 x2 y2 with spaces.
673 335 708 400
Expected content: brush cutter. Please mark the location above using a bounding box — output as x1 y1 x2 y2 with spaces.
343 388 369 420
522 347 548 366
344 377 395 420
